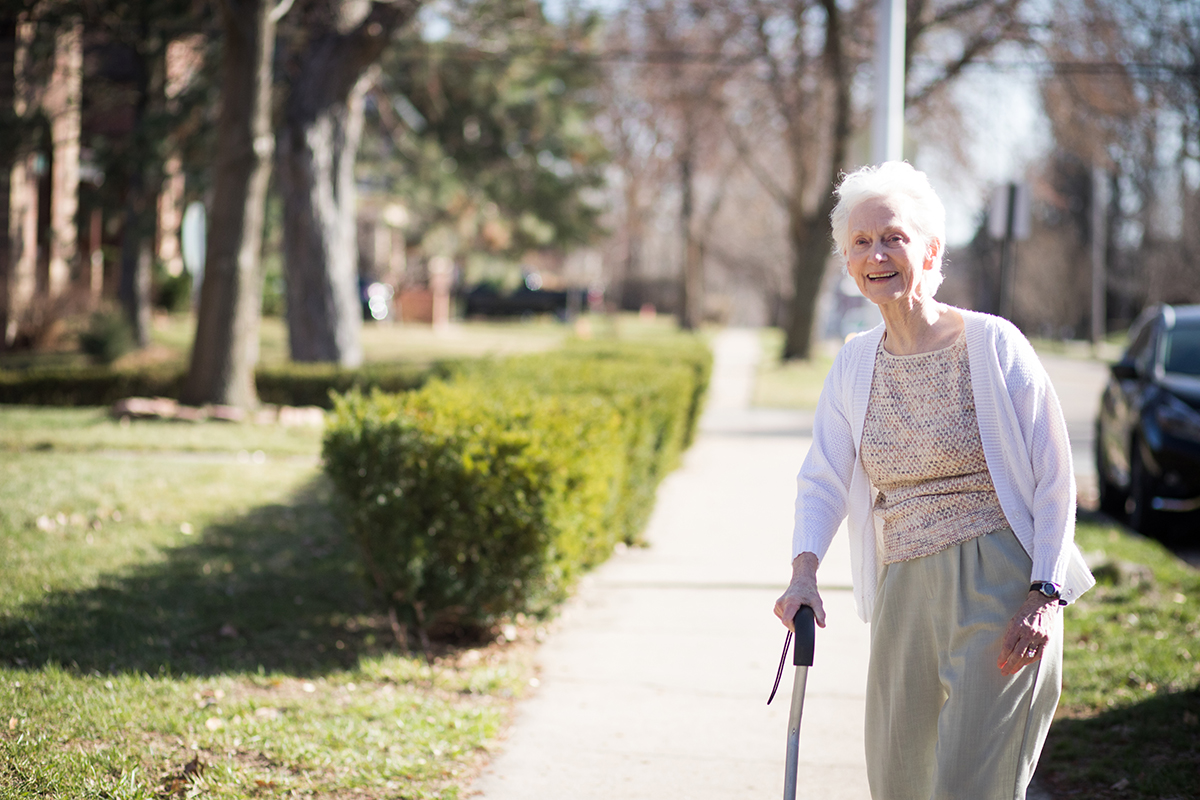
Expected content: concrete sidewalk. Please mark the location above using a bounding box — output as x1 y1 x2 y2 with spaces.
469 329 872 799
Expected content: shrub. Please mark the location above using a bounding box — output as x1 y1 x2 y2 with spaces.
0 365 186 406
78 309 135 364
454 353 694 543
564 337 713 447
0 361 438 408
255 362 433 408
155 272 193 313
323 382 624 636
322 339 713 639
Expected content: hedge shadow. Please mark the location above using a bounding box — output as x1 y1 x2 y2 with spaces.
1039 688 1200 798
0 476 398 678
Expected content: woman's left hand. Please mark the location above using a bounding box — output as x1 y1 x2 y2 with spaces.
998 591 1061 675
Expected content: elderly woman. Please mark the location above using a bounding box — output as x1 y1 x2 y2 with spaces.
774 161 1094 800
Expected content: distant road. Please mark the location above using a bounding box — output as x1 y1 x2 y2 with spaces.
1036 351 1111 509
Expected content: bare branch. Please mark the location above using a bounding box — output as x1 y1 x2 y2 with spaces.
722 112 791 209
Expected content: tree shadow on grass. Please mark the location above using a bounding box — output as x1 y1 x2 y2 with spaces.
0 476 400 678
1039 688 1200 798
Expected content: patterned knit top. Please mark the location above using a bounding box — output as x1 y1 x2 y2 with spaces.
860 334 1010 564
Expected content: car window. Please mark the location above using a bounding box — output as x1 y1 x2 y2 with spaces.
1163 322 1200 376
1128 319 1157 375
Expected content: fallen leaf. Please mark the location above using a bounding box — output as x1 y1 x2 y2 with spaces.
8 717 16 729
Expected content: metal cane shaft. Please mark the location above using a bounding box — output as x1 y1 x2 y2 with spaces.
783 665 809 800
782 605 816 800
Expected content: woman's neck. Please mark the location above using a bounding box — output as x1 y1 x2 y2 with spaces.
879 298 962 355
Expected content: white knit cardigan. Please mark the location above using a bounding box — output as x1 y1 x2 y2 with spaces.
793 308 1096 623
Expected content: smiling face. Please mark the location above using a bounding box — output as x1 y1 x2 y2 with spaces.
845 195 940 310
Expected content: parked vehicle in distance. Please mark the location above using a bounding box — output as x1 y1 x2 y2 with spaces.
360 279 394 322
1096 304 1200 536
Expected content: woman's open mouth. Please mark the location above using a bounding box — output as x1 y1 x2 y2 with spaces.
867 271 898 282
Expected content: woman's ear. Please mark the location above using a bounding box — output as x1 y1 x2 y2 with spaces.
924 238 942 270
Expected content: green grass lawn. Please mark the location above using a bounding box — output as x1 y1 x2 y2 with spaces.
0 409 536 798
1040 515 1200 799
0 310 685 375
751 328 834 410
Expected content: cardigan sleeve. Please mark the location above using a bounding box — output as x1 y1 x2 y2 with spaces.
995 324 1077 586
792 342 860 563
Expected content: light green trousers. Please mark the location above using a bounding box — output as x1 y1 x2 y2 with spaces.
865 528 1062 800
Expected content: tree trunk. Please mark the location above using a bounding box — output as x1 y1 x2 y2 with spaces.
277 81 366 365
782 209 831 360
781 0 852 361
0 19 15 352
276 1 419 366
181 0 277 408
118 179 156 348
117 44 165 348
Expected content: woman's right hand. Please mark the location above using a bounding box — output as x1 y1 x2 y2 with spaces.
773 551 827 630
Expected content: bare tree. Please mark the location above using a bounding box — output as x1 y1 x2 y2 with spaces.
722 0 1036 358
181 0 283 408
1042 0 1200 314
276 0 420 366
601 0 747 329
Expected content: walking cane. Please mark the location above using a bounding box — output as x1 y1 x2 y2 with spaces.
767 605 816 800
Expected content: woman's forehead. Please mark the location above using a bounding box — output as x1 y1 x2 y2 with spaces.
848 194 915 231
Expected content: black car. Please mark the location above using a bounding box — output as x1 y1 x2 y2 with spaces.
1096 304 1200 536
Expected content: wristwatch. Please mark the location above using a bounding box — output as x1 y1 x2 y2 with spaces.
1030 581 1067 605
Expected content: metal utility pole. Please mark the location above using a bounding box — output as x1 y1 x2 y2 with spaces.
988 182 1030 321
872 0 906 165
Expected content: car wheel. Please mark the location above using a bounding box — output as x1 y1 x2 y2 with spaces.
1128 443 1167 537
1095 428 1126 518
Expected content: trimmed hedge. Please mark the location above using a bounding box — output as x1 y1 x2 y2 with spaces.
324 381 625 635
0 362 437 408
451 355 694 545
322 340 713 637
255 362 435 408
562 338 713 449
0 365 186 406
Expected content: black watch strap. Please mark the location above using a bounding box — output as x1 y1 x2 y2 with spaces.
1030 581 1067 605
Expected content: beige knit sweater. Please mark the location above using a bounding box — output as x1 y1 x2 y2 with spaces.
860 335 1010 564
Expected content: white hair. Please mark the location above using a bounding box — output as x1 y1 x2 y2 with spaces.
830 161 947 293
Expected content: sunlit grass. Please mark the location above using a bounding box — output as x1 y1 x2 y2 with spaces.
0 415 534 798
0 407 325 456
1040 516 1200 798
142 311 683 370
751 328 834 410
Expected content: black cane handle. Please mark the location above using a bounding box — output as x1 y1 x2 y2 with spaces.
792 605 815 667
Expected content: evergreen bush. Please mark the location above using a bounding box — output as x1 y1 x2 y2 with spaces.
78 309 135 364
0 362 437 408
323 381 625 636
322 341 713 639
